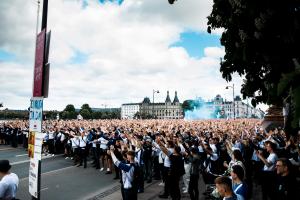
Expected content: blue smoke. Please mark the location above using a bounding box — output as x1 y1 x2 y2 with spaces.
184 98 224 120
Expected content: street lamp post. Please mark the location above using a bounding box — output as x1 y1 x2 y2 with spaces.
152 90 159 118
226 84 235 119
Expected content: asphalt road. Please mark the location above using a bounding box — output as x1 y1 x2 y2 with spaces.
0 145 120 200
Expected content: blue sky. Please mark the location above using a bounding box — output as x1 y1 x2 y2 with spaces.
1 0 253 110
171 31 221 58
69 50 89 65
0 49 15 62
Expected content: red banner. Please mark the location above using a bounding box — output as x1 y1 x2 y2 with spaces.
33 29 46 97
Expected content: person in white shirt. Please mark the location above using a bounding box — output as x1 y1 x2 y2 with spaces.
71 135 80 165
0 160 19 200
110 148 138 200
77 131 88 168
48 129 55 156
97 135 108 171
256 141 278 200
153 139 174 199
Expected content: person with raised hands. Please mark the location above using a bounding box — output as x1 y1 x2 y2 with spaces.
109 146 138 200
155 136 185 200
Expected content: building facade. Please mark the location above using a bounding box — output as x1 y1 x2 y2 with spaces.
121 103 141 119
208 94 265 119
121 91 183 119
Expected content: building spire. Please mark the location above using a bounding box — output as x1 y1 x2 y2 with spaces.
165 91 171 103
173 91 179 103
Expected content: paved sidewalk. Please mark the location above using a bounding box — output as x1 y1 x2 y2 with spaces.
94 176 264 200
99 178 207 200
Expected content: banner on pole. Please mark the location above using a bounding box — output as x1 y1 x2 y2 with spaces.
29 158 39 198
33 29 46 97
28 131 43 160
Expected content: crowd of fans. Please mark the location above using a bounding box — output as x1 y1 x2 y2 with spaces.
1 119 299 200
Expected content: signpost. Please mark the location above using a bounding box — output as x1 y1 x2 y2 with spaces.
29 1 50 199
28 98 43 199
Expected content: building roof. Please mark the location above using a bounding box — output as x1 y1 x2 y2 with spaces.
173 91 179 103
142 97 151 104
234 95 242 101
122 103 141 106
165 91 171 103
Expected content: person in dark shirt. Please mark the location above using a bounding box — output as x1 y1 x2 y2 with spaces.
113 139 124 179
274 158 298 200
188 147 201 200
169 146 185 200
157 137 184 200
143 138 153 183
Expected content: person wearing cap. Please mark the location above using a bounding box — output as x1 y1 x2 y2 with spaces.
0 160 19 200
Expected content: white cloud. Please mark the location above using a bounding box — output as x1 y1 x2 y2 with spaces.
0 0 248 111
204 47 225 58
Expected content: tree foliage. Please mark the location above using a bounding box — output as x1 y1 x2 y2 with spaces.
182 100 194 111
208 0 300 105
80 109 91 119
81 103 92 113
64 104 76 112
207 0 300 129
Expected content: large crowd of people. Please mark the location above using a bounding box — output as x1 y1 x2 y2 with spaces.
0 119 299 200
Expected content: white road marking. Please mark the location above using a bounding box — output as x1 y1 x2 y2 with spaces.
0 147 23 151
11 154 63 165
15 154 28 157
20 166 75 181
41 187 49 191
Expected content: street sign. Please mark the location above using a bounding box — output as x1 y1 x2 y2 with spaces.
29 98 43 132
29 98 43 198
29 158 39 198
29 98 43 161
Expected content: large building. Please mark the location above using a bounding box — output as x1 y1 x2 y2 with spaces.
121 103 140 119
121 91 183 119
207 94 265 119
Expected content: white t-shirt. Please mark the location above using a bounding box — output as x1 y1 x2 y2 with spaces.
48 131 55 140
263 153 278 171
98 137 108 150
163 148 174 168
0 173 19 199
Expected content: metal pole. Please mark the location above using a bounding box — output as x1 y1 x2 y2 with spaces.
233 84 235 119
41 0 48 31
31 1 40 200
36 1 40 36
31 0 40 96
152 90 154 118
247 98 249 118
35 1 48 199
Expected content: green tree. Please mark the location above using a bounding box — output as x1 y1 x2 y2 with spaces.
92 111 102 119
207 0 300 131
64 104 76 112
80 109 91 119
182 100 194 112
81 104 92 113
61 104 77 119
134 112 141 119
